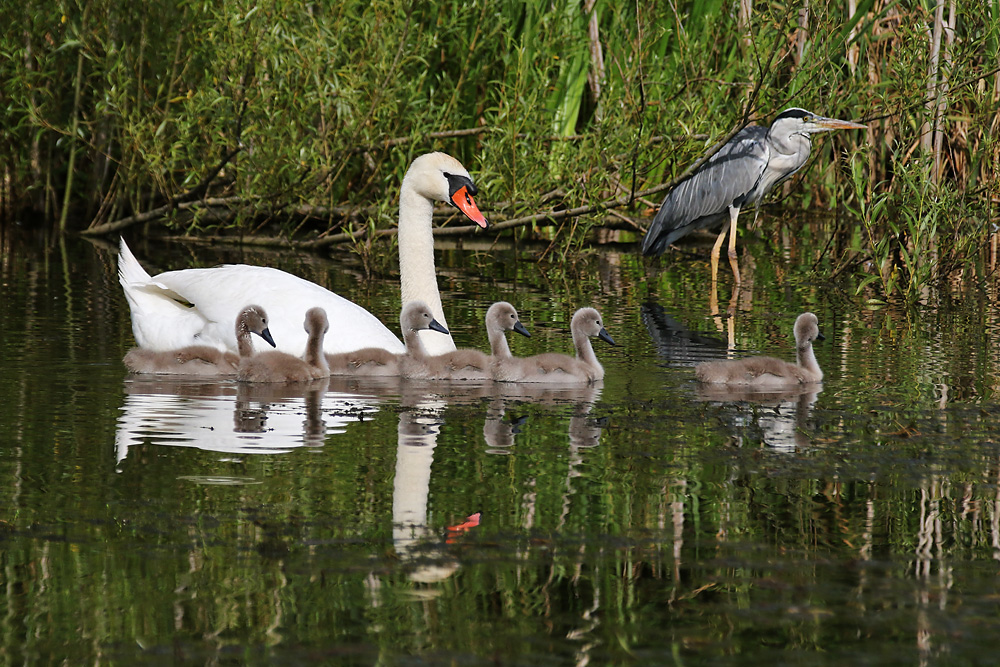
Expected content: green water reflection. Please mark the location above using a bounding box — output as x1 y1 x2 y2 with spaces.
2 229 1000 664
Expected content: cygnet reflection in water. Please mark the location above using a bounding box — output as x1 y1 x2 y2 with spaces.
483 382 604 454
695 384 821 452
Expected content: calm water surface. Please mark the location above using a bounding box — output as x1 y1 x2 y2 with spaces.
3 228 1000 665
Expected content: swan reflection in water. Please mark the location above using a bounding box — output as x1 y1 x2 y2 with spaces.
116 374 604 584
115 377 380 467
389 379 605 584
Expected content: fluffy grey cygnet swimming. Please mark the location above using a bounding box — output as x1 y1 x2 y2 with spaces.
694 312 824 388
325 346 401 377
122 304 280 376
396 301 452 380
492 307 615 384
327 300 530 381
427 301 533 381
237 307 331 383
122 344 241 377
484 301 532 360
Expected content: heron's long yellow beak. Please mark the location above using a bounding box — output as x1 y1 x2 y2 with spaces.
812 116 868 130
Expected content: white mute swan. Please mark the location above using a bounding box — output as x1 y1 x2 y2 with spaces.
694 312 824 387
118 152 488 357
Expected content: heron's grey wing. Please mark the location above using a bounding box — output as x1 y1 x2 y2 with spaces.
642 127 770 255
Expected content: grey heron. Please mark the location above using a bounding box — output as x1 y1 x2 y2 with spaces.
641 108 867 285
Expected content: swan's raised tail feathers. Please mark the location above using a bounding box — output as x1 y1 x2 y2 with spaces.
118 237 152 287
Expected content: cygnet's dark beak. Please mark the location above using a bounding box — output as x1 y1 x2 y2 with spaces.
259 327 277 347
428 319 450 335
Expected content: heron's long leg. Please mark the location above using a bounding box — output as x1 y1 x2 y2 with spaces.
710 219 730 288
727 205 742 285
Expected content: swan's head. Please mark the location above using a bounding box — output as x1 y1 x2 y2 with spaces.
486 301 530 337
304 307 329 335
572 308 616 346
237 305 276 347
793 312 824 347
400 300 451 335
404 152 489 229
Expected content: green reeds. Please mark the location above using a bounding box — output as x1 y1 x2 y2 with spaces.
0 0 994 276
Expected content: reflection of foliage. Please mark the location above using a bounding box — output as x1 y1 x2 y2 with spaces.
5 232 1000 661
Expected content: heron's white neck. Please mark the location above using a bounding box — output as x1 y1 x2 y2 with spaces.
759 131 813 197
769 130 812 167
398 185 456 354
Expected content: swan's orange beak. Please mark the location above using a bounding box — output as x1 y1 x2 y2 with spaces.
451 185 489 229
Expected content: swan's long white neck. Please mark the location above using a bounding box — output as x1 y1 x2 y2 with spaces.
398 184 455 352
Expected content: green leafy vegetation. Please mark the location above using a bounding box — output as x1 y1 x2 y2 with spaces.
1 0 996 299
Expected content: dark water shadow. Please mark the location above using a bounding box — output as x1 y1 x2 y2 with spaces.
640 300 727 367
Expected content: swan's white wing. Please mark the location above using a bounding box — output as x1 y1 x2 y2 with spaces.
120 284 214 351
118 238 403 355
151 264 404 356
118 238 209 350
